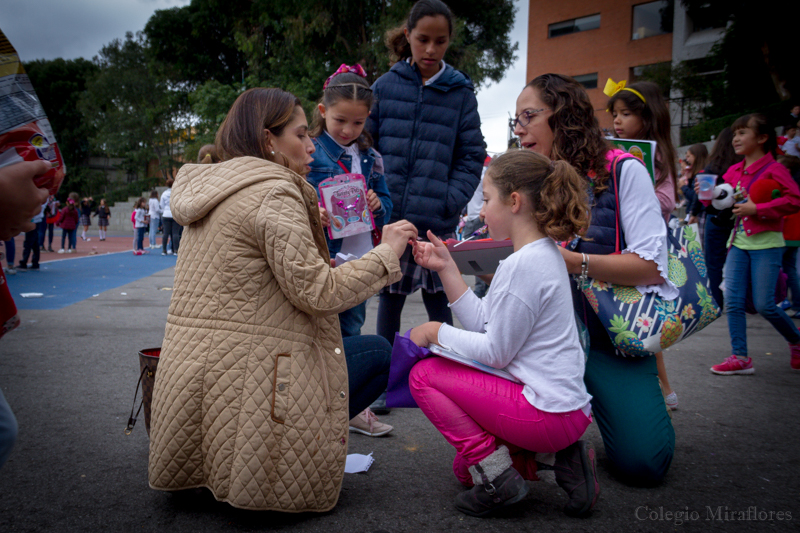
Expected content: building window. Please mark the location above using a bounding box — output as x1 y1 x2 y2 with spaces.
548 14 601 38
632 0 674 40
686 3 730 32
573 73 598 89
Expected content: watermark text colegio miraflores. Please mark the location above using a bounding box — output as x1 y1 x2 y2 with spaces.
636 506 792 525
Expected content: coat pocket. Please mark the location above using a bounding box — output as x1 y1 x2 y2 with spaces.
271 353 292 424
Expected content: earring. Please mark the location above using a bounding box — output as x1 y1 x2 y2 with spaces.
270 150 275 155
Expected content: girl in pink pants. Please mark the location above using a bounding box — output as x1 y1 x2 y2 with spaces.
409 150 598 518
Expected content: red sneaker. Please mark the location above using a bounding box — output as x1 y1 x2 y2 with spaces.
790 343 800 371
710 355 754 375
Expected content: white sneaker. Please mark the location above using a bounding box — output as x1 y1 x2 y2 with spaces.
67 249 74 253
57 249 65 254
3 267 16 275
348 408 393 437
167 250 173 255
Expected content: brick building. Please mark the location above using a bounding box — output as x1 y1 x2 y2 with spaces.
524 0 725 142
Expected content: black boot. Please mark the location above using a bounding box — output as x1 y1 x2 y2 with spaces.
454 446 529 517
554 440 599 517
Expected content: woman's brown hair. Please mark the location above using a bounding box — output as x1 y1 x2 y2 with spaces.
526 74 611 194
606 81 679 201
385 0 453 63
309 72 374 151
488 149 590 241
686 143 708 179
215 88 306 175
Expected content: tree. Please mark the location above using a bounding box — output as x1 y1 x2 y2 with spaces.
145 0 518 95
79 32 191 186
23 58 103 197
674 1 800 121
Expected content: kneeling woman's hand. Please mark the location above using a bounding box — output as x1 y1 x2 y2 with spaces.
410 321 442 347
381 220 419 259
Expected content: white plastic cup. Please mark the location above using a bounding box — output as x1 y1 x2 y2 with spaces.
697 173 717 201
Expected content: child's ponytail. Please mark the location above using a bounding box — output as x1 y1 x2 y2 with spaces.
488 150 589 242
536 160 591 241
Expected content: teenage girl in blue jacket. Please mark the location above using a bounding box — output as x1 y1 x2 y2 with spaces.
367 0 485 376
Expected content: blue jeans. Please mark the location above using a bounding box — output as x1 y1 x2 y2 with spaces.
783 246 800 310
135 227 147 251
343 335 391 419
339 301 367 338
3 240 14 265
725 246 800 357
0 387 18 469
704 217 731 309
149 217 160 247
60 229 76 250
161 217 181 254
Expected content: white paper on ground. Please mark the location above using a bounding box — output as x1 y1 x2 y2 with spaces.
344 452 374 473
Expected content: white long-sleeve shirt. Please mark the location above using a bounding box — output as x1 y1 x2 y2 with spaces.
437 238 592 413
160 189 172 219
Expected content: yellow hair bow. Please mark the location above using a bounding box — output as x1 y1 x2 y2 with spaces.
603 78 645 103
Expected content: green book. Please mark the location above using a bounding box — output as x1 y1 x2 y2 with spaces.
607 137 657 184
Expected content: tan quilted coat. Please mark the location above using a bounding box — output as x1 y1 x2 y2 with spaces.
148 156 401 512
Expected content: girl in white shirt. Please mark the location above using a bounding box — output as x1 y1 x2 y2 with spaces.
409 149 596 518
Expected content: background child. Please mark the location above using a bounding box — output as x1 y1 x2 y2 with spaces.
57 197 80 253
408 150 597 518
681 144 709 228
607 80 680 410
698 114 800 374
367 0 485 412
79 197 94 241
147 190 161 249
133 197 148 254
93 199 110 241
41 195 60 252
778 155 800 318
701 127 742 309
307 64 394 437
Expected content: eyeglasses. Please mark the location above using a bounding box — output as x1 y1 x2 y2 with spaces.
513 108 545 129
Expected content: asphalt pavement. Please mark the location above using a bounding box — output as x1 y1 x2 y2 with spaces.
0 257 798 532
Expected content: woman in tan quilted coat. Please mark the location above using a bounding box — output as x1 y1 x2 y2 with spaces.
148 88 417 512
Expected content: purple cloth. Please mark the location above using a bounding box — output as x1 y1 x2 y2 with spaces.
385 330 431 408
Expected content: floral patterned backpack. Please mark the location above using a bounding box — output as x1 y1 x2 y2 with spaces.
578 156 722 357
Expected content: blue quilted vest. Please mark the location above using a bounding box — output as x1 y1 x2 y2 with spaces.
572 155 642 350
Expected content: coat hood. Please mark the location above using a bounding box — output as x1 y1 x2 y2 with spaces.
171 156 306 226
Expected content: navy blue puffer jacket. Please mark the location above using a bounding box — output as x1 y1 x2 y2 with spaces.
367 60 485 236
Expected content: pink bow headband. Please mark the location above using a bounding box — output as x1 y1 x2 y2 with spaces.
323 64 367 90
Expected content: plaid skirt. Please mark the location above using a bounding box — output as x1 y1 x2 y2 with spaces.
97 218 109 228
80 214 91 226
381 232 455 295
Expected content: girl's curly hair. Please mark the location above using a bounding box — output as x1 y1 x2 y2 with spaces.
488 149 590 241
526 74 611 194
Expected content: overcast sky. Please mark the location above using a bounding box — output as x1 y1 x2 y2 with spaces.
1 0 527 154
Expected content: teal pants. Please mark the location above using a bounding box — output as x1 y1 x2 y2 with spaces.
584 346 675 485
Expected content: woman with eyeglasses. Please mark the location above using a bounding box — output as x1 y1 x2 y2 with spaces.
513 74 677 486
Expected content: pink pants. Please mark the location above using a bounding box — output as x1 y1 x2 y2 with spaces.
409 357 591 486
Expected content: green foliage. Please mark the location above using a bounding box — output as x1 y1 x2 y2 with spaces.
145 0 517 94
79 32 191 184
675 1 800 121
